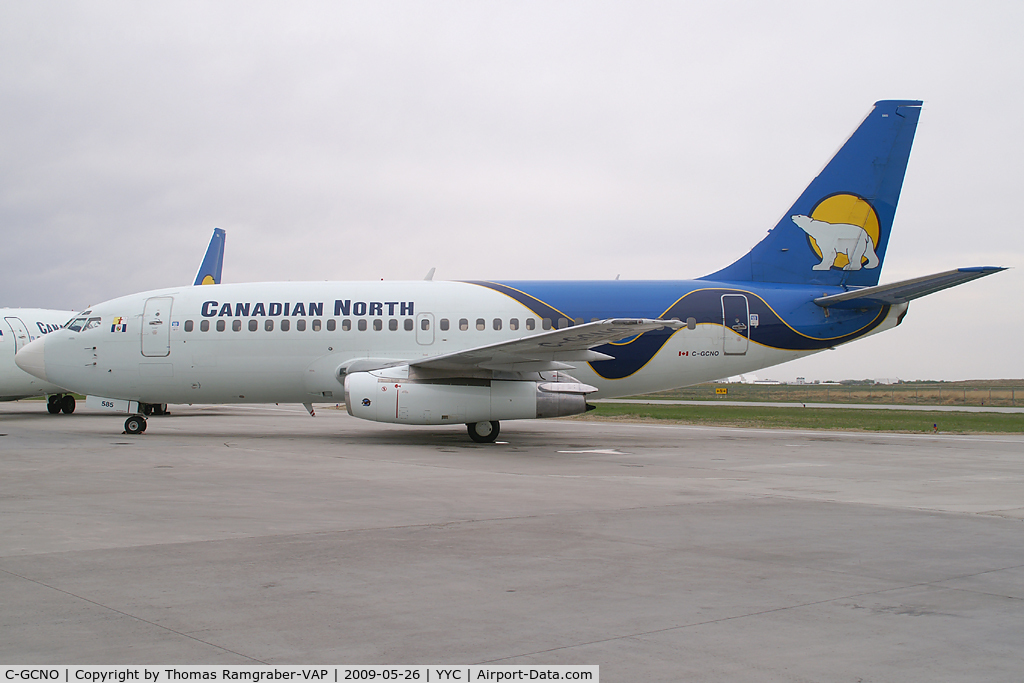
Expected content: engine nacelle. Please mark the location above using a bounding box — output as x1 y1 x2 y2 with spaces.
344 371 594 425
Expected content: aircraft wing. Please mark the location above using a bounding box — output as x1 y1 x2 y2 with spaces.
813 267 1006 309
193 228 227 285
410 318 683 372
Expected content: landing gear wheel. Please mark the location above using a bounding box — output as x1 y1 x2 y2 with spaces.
125 415 147 435
47 396 61 414
467 420 500 443
60 395 76 414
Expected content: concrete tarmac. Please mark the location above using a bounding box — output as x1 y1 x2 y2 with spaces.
1 402 1023 681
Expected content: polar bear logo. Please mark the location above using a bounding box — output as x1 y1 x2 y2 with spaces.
791 215 880 271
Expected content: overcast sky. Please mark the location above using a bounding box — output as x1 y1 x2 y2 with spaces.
1 1 1021 382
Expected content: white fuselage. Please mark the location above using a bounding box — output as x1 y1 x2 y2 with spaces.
17 281 905 407
0 308 76 400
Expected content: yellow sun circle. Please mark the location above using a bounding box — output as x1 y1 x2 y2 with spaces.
807 194 880 269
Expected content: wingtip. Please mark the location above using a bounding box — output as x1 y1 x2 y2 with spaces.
957 266 1007 273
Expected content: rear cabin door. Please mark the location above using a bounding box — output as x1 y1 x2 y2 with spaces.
141 297 173 357
721 295 750 355
4 317 31 353
416 313 435 345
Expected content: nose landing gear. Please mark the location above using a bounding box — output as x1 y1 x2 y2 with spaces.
46 394 76 414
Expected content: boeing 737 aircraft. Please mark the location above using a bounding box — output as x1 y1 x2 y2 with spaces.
15 102 1004 441
1 228 226 413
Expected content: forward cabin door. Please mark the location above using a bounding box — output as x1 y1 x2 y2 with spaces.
3 317 31 353
141 297 173 357
721 295 750 355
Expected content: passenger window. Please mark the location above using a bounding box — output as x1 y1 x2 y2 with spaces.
265 319 274 331
233 320 242 332
420 318 430 331
493 318 502 331
590 318 599 323
389 319 398 331
373 319 383 331
358 319 367 331
459 318 468 331
297 319 306 331
476 318 485 331
510 318 519 331
184 320 194 332
542 318 552 330
217 320 226 332
526 318 536 331
557 318 569 329
404 319 414 331
200 320 210 332
248 320 258 332
573 318 583 326
342 319 351 331
312 319 322 331
440 318 450 331
687 317 697 330
281 319 290 332
327 319 336 331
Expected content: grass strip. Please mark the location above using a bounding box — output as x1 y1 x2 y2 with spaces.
576 403 1024 434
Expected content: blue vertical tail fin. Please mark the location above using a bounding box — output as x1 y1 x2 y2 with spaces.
702 100 922 287
193 228 226 286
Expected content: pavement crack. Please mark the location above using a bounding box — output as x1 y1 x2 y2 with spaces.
0 566 268 663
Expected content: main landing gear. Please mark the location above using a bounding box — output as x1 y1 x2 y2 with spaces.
141 403 169 416
46 394 76 414
467 420 500 443
124 414 148 435
122 404 167 435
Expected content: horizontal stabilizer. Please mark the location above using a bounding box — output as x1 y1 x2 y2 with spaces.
411 318 683 372
813 267 1006 309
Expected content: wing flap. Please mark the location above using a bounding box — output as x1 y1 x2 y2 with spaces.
814 267 1006 309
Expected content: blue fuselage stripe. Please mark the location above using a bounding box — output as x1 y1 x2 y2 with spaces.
467 280 889 379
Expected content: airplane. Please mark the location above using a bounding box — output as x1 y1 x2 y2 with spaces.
14 101 1005 441
1 228 226 414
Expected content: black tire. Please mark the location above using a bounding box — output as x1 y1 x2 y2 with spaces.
467 420 500 443
125 415 146 435
60 395 76 414
47 397 61 414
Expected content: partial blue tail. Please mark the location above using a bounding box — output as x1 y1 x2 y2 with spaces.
193 228 226 286
703 100 922 287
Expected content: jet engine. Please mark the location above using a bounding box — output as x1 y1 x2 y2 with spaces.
344 370 596 426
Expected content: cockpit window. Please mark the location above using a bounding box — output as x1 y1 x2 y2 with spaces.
65 317 88 332
82 317 103 332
